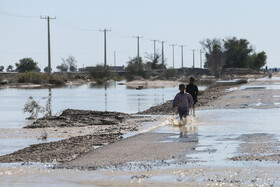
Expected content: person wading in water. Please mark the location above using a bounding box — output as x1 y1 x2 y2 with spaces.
186 77 198 116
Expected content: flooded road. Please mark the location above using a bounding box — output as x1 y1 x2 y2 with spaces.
1 76 280 186
1 107 280 186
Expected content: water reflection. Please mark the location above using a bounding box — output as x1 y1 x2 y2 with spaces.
176 125 198 143
105 83 108 112
45 87 52 116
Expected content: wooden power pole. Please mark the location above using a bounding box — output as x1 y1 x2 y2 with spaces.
41 16 56 76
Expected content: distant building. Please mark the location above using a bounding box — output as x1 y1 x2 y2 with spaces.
79 66 125 72
108 66 125 71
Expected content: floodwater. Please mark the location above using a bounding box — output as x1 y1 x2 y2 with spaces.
0 82 206 156
1 107 280 186
0 81 179 129
1 78 280 186
0 81 182 156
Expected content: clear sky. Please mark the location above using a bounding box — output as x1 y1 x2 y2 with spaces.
0 0 279 70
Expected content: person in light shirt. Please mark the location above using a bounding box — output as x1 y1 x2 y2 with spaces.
172 84 194 121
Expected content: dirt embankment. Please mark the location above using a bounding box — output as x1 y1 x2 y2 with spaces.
0 109 152 164
24 109 130 129
138 84 233 115
0 132 122 163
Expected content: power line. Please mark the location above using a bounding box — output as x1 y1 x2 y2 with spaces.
56 17 99 32
41 16 56 76
0 10 37 18
99 29 111 66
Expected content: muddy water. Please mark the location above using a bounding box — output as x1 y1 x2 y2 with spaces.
0 82 207 156
1 107 280 186
1 78 280 186
0 82 180 156
0 82 179 128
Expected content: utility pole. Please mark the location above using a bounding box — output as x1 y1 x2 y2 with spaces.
114 51 116 71
40 16 56 76
99 29 111 66
133 36 143 58
170 44 176 69
191 49 199 68
200 49 204 68
180 45 185 68
192 49 195 68
151 39 158 59
161 41 167 66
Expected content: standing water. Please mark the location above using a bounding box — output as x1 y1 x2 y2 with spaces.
0 81 205 155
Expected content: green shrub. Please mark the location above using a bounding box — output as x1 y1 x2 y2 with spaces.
125 57 150 81
89 65 111 80
17 72 49 84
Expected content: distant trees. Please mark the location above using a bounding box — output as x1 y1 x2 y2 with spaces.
247 51 267 71
200 37 267 77
56 63 68 72
6 65 13 72
57 56 77 72
145 53 166 70
125 57 150 81
0 66 4 72
43 67 52 73
15 58 40 73
200 38 225 77
89 65 111 80
124 53 167 81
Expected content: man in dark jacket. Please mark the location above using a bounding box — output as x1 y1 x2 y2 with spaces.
186 77 198 116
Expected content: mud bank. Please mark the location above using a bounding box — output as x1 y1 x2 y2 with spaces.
0 109 154 163
0 132 122 163
138 85 233 115
24 109 130 128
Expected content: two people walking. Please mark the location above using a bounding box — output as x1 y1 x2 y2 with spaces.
172 77 198 122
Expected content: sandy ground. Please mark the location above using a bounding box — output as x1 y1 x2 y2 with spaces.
61 132 198 170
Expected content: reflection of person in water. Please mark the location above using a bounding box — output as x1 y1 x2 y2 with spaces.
178 125 198 142
46 87 52 116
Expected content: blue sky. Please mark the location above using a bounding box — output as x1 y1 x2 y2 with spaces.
0 0 279 70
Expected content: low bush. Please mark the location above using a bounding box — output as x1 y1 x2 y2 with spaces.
16 71 65 86
49 76 65 86
89 65 111 80
17 72 49 84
